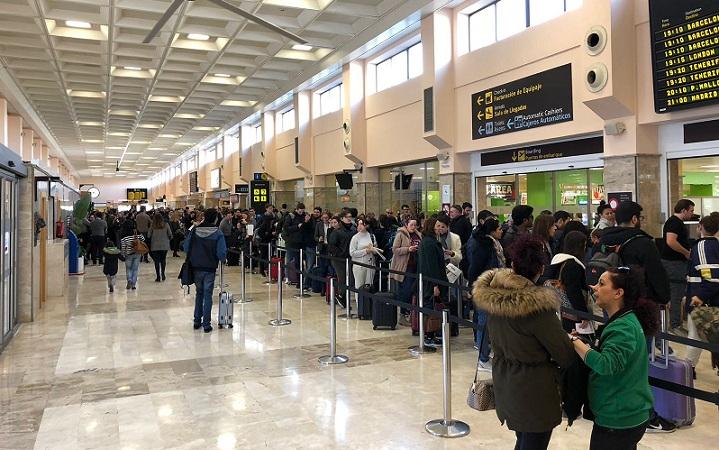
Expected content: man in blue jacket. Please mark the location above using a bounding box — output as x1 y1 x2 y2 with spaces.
184 208 227 333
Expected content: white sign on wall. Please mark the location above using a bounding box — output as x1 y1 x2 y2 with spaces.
442 185 451 204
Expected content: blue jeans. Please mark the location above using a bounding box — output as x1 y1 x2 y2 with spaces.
397 275 416 315
474 308 491 363
125 254 142 285
305 246 316 269
193 270 216 328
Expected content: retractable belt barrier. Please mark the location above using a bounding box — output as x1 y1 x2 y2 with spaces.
230 246 719 406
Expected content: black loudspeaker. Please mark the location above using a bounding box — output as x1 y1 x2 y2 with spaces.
336 173 353 190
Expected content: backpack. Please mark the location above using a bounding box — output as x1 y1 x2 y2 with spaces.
585 234 648 286
384 225 398 260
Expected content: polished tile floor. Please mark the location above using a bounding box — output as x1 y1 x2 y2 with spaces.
0 257 716 449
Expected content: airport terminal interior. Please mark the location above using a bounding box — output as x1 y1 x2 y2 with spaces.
1 0 719 448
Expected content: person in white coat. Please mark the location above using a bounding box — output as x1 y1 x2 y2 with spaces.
436 215 462 267
349 218 377 304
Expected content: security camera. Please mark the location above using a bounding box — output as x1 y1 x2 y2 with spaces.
353 162 363 171
436 151 450 162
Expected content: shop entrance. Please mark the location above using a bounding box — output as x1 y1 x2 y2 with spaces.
667 155 719 217
476 168 605 225
0 175 18 351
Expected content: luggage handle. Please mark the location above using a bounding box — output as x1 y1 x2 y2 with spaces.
650 307 669 369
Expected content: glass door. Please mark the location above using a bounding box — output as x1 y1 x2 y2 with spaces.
1 177 17 346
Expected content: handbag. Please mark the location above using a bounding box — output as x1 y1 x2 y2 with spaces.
424 296 445 333
131 230 149 255
178 230 196 287
446 263 462 284
467 323 495 411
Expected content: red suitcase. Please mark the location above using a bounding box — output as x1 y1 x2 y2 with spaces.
270 257 282 281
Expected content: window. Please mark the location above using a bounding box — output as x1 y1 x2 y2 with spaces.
254 125 262 144
280 109 295 132
181 159 187 174
468 0 581 51
319 84 342 116
496 0 526 40
374 42 423 93
205 145 216 162
187 155 197 171
216 142 223 159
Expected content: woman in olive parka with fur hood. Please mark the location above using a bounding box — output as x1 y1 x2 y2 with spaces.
473 235 574 449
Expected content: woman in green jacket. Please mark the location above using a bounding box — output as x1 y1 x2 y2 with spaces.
570 267 658 450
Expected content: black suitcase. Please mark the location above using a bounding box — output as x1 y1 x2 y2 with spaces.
372 292 397 330
357 284 373 320
310 266 325 293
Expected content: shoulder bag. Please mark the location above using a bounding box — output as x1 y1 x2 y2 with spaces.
132 230 149 255
178 230 196 287
467 324 495 411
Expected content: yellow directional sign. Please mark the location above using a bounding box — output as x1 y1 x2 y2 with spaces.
476 111 484 120
485 91 493 104
485 106 494 120
476 96 484 106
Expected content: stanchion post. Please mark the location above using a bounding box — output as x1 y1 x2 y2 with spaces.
425 310 470 438
319 279 349 365
235 249 252 304
410 273 435 355
294 248 310 299
339 257 355 319
269 259 291 326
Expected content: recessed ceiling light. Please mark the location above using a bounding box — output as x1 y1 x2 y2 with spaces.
105 155 122 159
78 121 104 126
158 134 180 138
105 146 125 150
214 73 231 78
131 140 150 144
175 113 204 119
82 139 104 143
123 66 142 71
187 33 210 41
85 151 103 154
141 157 157 160
66 20 92 29
139 124 162 129
163 153 179 156
135 163 150 166
147 147 166 151
125 152 141 155
292 44 313 51
87 159 103 162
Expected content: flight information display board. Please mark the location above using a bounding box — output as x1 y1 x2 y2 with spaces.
650 0 719 113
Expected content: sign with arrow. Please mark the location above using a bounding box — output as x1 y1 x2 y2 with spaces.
471 64 574 140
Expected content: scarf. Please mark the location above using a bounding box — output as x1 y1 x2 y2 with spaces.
489 235 506 268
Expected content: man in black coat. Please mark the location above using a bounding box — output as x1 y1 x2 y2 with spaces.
599 201 669 305
449 204 472 246
282 203 310 284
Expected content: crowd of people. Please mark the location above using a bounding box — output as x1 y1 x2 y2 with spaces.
76 196 718 449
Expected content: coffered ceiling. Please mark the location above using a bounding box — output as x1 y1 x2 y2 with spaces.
0 0 426 178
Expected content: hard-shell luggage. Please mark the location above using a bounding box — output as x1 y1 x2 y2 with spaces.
411 295 444 335
286 258 300 284
358 284 373 320
217 264 234 329
270 257 282 281
372 292 397 330
649 308 695 426
310 266 325 293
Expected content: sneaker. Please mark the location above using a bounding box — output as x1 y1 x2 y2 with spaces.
398 314 411 327
126 282 132 289
155 277 161 282
203 326 213 333
478 359 493 371
131 285 137 290
193 323 201 330
162 274 166 281
424 337 440 348
109 286 114 293
646 415 677 433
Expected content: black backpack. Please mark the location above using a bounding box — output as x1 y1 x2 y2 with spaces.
585 234 649 286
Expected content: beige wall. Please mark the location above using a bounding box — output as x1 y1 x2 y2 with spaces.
79 177 151 204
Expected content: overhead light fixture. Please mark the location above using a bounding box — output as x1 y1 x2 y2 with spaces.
147 147 166 151
66 20 92 29
187 33 210 41
215 73 231 78
292 44 313 51
158 134 180 138
125 152 141 155
78 121 104 126
192 126 219 131
105 155 122 159
141 157 157 160
105 146 125 150
139 123 162 129
123 66 142 71
82 139 104 143
85 151 103 154
135 163 150 166
175 113 204 119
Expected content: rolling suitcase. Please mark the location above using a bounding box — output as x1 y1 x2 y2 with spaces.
358 284 373 320
372 292 397 330
270 257 282 281
217 264 234 329
649 309 695 426
310 266 325 294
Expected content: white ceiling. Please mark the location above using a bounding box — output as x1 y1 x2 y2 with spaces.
0 0 425 178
